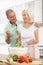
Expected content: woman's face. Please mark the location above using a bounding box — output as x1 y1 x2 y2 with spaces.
22 11 30 23
7 12 16 24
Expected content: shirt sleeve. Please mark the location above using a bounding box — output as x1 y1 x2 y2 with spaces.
4 23 10 33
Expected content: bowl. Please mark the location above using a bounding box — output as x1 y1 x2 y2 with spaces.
9 47 28 56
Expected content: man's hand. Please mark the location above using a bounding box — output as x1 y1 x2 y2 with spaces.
5 30 11 44
34 23 40 28
6 30 11 36
6 38 10 44
15 35 19 42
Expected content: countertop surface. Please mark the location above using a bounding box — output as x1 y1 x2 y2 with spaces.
0 60 43 65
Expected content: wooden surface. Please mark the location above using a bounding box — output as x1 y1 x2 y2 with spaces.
0 60 43 65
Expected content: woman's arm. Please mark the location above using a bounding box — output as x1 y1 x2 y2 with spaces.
34 29 39 43
27 29 39 44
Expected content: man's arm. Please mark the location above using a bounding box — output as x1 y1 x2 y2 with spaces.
31 22 40 28
34 22 40 28
5 30 10 44
16 32 21 42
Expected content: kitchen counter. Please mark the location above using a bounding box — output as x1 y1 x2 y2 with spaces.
0 60 43 65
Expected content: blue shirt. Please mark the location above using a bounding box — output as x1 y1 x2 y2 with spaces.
5 20 22 47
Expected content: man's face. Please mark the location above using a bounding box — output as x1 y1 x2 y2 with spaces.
7 12 16 23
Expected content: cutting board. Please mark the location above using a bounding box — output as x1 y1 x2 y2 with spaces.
0 60 43 65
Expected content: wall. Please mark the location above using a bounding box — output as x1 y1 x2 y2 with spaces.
42 0 43 22
34 0 42 23
24 1 34 22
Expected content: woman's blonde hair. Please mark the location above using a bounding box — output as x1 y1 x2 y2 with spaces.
22 10 30 17
22 10 34 22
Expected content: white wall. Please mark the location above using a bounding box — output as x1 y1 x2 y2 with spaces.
24 1 34 22
0 0 34 10
34 0 42 23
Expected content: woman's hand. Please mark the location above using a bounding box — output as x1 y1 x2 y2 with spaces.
27 29 39 45
27 40 33 45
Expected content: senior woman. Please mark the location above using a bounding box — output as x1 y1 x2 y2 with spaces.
17 10 39 58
